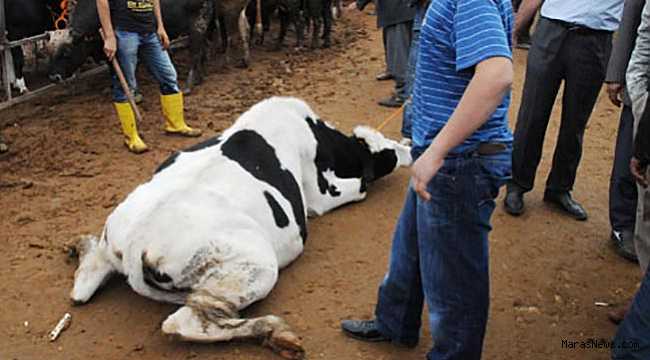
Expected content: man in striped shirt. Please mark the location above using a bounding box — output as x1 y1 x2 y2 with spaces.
341 0 514 358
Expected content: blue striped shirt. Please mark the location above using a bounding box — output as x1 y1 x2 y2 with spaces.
411 0 513 152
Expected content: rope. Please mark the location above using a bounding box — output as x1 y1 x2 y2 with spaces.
54 0 69 30
375 104 405 132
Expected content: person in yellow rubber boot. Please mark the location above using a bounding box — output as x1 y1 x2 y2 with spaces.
97 0 201 153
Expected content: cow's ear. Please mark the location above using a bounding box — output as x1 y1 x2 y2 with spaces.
351 126 390 153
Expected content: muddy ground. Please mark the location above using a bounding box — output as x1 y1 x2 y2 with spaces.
0 8 642 360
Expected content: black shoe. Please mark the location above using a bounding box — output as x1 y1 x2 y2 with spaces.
543 190 588 221
504 187 525 216
341 319 390 343
611 230 639 263
378 95 405 108
376 72 394 81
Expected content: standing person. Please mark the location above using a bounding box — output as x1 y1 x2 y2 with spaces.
98 0 202 154
512 0 539 48
504 0 624 220
340 0 514 358
354 0 415 108
611 61 650 359
400 0 428 143
606 0 645 263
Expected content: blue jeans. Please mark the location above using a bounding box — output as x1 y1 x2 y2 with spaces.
375 145 511 360
401 6 424 139
112 30 179 103
611 264 650 359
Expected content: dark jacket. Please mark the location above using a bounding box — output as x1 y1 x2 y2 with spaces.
636 94 650 167
357 0 415 28
605 0 645 106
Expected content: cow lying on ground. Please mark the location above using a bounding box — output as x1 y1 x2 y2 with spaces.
49 0 250 94
70 97 411 359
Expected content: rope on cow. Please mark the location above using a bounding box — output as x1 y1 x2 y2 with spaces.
375 104 405 132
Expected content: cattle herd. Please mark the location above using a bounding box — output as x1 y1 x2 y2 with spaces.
3 0 340 96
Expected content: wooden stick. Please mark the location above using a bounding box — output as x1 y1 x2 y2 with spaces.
99 29 143 122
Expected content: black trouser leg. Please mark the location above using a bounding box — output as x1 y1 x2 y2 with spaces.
511 18 566 191
546 31 612 192
610 105 639 232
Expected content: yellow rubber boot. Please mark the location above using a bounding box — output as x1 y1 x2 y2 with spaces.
160 93 202 137
114 102 148 154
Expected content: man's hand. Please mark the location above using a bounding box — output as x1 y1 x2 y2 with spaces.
411 147 446 201
346 2 358 11
158 27 170 49
103 34 117 61
607 82 624 107
630 157 648 187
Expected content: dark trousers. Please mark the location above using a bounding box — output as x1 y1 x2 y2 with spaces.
383 21 413 99
609 105 639 233
511 18 612 192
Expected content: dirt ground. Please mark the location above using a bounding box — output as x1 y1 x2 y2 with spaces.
0 8 642 360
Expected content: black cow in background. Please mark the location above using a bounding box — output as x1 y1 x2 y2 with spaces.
5 0 61 94
48 0 249 94
244 0 332 50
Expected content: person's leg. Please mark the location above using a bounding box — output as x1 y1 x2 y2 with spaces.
610 105 639 260
387 21 412 100
373 186 423 346
546 32 612 193
112 30 147 153
635 168 650 273
510 18 566 192
139 33 201 137
611 263 650 359
401 18 421 140
419 151 511 360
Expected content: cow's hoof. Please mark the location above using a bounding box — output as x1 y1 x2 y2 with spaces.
235 59 249 69
265 330 305 360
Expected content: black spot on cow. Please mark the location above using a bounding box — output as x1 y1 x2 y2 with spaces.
220 130 307 241
370 149 399 181
154 136 222 174
263 191 290 228
142 253 190 293
155 152 181 174
304 117 376 194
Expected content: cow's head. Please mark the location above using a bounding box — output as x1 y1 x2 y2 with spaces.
350 126 411 182
306 116 411 189
48 0 102 82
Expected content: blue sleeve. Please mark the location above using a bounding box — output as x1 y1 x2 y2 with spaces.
454 0 513 72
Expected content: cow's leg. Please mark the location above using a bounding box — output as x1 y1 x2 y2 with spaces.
275 11 289 50
10 47 28 94
306 173 367 216
161 262 304 359
184 0 213 94
246 0 256 47
310 16 321 49
70 234 115 304
321 0 332 48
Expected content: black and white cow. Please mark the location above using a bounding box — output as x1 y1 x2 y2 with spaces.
70 97 410 359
